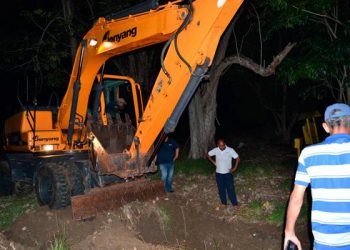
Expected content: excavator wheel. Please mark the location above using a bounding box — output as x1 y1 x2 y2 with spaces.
65 162 85 197
13 181 33 196
0 160 12 195
35 163 70 209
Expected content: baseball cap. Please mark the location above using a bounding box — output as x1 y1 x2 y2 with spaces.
324 103 350 121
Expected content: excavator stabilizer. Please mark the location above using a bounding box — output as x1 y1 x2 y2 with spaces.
71 179 165 220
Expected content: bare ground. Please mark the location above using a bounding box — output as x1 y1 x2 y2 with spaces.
0 141 313 250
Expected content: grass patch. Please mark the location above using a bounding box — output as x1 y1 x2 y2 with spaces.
0 193 38 230
175 158 213 176
158 206 172 229
249 200 262 210
245 200 310 224
148 158 213 181
50 232 70 250
267 202 286 223
267 201 310 224
238 162 287 179
248 200 264 219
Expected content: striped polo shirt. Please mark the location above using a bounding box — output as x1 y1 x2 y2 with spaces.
295 134 350 250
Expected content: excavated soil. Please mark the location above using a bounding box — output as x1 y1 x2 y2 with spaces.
0 141 313 250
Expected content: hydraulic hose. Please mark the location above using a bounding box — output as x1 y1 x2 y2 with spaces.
160 0 193 84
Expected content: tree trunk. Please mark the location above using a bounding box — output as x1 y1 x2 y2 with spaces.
61 0 77 62
188 39 296 158
188 21 235 159
188 80 219 158
281 85 288 142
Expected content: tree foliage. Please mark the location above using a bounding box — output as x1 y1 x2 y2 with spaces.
266 0 350 102
0 0 142 90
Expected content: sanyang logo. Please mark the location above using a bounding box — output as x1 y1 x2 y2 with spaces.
102 27 137 43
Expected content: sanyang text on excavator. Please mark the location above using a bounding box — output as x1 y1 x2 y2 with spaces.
2 0 244 219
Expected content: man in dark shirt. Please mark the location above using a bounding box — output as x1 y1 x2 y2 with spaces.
156 135 179 193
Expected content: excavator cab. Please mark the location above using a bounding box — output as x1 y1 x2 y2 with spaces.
86 74 154 178
103 81 131 121
89 74 143 127
87 75 141 155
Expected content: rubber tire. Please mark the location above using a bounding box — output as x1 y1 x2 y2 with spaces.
0 161 12 195
65 163 85 197
13 181 33 196
35 163 70 209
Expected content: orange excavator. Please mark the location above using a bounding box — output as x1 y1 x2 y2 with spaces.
2 0 244 219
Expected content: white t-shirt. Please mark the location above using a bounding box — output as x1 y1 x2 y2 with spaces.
208 146 239 174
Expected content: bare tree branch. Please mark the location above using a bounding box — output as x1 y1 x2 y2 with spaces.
250 3 263 67
290 4 343 25
324 17 337 40
232 27 240 57
239 24 252 53
9 59 34 71
85 0 95 20
216 42 296 77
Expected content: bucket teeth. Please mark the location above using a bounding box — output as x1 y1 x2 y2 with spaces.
71 179 165 220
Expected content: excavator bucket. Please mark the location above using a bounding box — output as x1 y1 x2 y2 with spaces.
87 114 158 178
70 116 164 220
71 179 165 220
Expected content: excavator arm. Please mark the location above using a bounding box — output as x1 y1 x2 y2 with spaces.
58 1 189 144
130 0 244 158
58 0 244 174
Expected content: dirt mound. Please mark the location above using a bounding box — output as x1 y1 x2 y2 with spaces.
3 205 171 250
71 211 172 250
126 196 284 250
0 232 32 250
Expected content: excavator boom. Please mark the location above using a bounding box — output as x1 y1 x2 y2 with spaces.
71 0 244 219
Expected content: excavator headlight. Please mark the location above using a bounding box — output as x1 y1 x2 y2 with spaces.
217 0 226 8
89 39 98 47
42 144 54 151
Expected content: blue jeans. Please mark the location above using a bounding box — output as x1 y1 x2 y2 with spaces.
159 162 174 192
215 173 238 205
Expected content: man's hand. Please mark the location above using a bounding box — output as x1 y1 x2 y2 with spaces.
173 148 180 162
284 184 306 250
230 157 240 173
283 234 302 250
207 154 216 166
230 166 237 173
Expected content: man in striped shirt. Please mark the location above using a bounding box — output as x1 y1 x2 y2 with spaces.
284 103 350 250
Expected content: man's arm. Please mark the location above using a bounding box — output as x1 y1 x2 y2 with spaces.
231 157 240 173
284 184 306 250
174 148 179 161
207 154 216 166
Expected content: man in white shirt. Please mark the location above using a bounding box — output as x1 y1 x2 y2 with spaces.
207 138 240 207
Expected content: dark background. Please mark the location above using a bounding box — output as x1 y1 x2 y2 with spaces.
0 0 343 151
